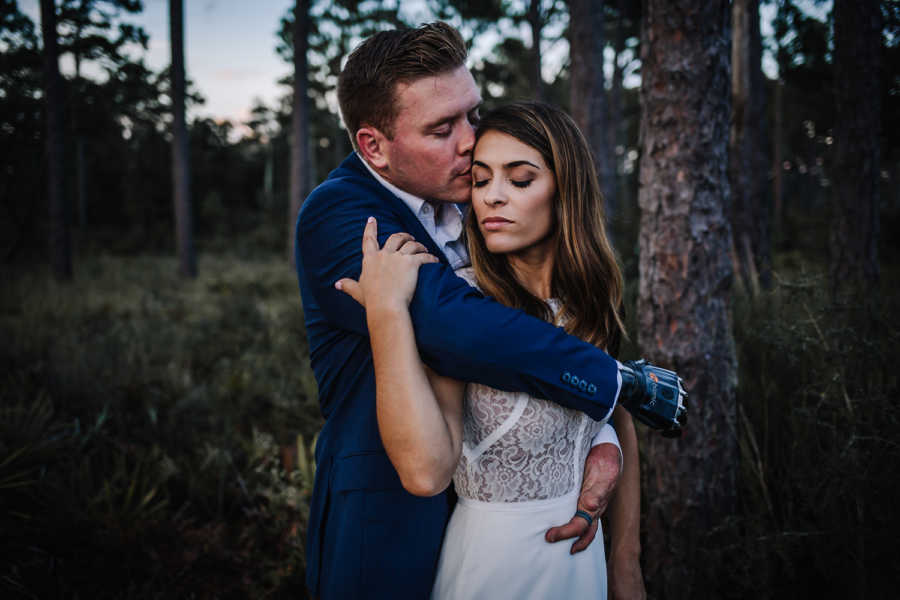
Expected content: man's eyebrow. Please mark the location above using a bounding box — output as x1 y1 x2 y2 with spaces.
424 102 481 130
423 114 456 129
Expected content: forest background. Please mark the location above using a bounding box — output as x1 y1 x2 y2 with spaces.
1 0 898 598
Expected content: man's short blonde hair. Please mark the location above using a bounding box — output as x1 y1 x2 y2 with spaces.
337 22 468 149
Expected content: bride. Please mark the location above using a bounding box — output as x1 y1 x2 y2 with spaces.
337 102 628 598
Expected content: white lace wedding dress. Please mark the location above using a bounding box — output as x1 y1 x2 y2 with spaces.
431 268 613 600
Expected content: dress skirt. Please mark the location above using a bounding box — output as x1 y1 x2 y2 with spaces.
431 490 607 599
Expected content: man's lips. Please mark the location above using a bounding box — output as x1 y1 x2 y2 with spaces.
481 216 512 231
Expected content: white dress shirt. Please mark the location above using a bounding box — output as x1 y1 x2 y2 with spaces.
359 154 469 270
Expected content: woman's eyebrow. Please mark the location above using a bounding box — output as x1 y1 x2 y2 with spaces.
472 159 540 170
503 160 540 169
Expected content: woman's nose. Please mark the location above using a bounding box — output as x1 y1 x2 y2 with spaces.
483 181 507 206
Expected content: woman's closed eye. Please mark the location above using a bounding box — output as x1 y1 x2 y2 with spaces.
473 177 533 189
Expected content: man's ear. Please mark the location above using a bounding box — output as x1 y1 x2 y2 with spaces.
356 126 389 170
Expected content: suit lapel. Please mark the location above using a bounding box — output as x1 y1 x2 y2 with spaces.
337 153 452 265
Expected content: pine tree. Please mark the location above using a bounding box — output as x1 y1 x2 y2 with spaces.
637 1 737 596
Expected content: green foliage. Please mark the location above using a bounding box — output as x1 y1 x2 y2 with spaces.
723 260 900 597
1 253 322 598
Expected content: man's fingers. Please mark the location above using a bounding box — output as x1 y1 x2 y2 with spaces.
545 515 589 544
334 277 364 306
569 518 599 554
362 217 379 255
577 493 609 519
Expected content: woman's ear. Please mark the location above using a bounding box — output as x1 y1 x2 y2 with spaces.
356 126 389 169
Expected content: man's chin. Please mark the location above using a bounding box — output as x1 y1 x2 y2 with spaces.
430 194 471 204
437 184 472 204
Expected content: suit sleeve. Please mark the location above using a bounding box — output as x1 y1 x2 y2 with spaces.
296 181 620 421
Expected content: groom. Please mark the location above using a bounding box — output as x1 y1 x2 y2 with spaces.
295 22 644 599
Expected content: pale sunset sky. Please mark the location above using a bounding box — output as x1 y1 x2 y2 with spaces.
19 1 825 126
21 0 298 125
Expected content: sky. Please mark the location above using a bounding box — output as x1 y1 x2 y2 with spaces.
21 0 296 125
19 1 831 127
16 0 586 129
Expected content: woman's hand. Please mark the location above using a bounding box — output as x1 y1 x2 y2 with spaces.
335 217 438 311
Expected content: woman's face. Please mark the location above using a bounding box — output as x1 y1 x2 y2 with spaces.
471 130 556 256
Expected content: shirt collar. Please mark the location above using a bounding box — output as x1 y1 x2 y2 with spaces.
358 152 428 216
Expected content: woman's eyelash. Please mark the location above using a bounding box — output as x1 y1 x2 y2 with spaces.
472 178 533 189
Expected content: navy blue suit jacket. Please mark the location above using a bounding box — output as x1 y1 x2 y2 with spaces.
295 153 620 599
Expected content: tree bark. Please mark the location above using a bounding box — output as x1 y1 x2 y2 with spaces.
608 0 626 172
289 0 311 265
830 0 882 299
527 0 545 101
169 0 196 278
74 0 88 228
772 77 784 242
729 0 770 292
40 0 72 281
569 0 616 225
637 1 737 597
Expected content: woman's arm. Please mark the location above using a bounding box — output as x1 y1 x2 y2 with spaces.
367 302 464 496
338 217 465 496
606 406 646 599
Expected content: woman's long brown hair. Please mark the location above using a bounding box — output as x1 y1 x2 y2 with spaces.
466 102 627 355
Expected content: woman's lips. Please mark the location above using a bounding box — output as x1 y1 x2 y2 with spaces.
481 217 512 231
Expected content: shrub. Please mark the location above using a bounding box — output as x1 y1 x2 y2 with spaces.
0 253 322 598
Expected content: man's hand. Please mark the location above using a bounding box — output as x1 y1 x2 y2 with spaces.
545 442 621 554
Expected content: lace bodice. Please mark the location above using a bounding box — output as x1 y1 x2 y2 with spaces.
452 267 609 503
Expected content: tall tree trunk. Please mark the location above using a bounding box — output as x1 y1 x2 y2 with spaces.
729 0 770 292
772 77 784 243
74 2 88 228
527 0 545 101
830 0 882 299
637 1 737 597
569 0 616 227
40 0 71 281
169 0 196 277
289 0 311 265
609 0 626 170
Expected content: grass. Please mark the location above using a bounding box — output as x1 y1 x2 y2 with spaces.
723 256 900 598
1 252 322 599
2 245 898 598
